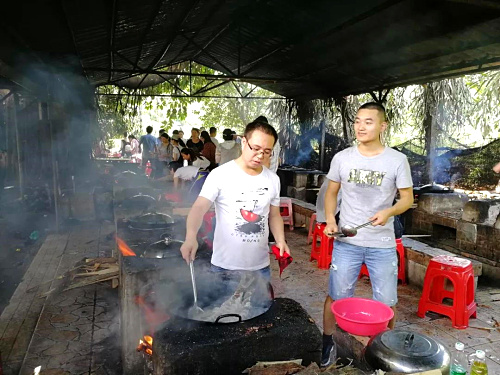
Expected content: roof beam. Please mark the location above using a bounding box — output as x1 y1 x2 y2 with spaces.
442 0 500 9
133 0 166 71
95 92 284 100
166 0 228 66
0 59 42 94
87 66 292 83
240 0 405 76
146 0 202 70
108 0 118 82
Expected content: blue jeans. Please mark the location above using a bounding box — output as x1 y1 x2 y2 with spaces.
328 241 398 306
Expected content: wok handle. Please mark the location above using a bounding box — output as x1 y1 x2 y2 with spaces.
215 314 242 323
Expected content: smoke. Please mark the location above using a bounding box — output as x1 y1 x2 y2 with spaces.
285 126 321 166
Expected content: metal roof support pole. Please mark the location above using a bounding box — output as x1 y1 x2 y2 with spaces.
12 94 24 200
46 88 59 233
319 118 326 171
286 99 293 164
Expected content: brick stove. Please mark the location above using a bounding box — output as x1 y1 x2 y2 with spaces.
150 298 321 375
410 193 500 281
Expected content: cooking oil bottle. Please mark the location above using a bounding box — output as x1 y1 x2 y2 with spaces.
470 350 488 375
450 342 467 375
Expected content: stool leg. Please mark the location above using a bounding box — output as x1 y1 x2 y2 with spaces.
417 269 435 318
452 277 468 329
430 275 446 303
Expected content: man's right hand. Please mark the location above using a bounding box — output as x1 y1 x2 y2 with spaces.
324 221 339 238
180 237 198 264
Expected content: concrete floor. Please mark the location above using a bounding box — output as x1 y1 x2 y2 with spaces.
1 222 499 374
272 228 500 372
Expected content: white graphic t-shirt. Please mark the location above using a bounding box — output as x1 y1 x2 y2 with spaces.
199 161 281 270
326 146 412 248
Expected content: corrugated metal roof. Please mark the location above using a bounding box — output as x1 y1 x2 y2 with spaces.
1 0 500 98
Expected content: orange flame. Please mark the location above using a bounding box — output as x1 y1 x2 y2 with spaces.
137 335 153 356
116 236 136 256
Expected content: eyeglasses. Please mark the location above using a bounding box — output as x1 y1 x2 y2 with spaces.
246 140 273 156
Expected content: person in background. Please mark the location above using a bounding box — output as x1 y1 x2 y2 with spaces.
173 148 210 189
209 126 219 147
187 128 204 153
320 102 413 367
178 130 187 145
156 133 173 177
169 134 183 171
200 130 216 168
180 120 290 282
216 128 242 165
493 162 500 173
157 129 165 146
128 135 140 163
120 132 129 156
139 126 158 169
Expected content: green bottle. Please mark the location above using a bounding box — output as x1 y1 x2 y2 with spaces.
470 350 488 375
450 342 467 375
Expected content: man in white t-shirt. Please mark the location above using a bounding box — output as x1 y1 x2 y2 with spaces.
180 121 290 279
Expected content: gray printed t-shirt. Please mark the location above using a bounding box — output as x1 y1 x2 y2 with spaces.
326 146 412 248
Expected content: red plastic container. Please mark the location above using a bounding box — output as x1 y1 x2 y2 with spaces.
331 298 394 336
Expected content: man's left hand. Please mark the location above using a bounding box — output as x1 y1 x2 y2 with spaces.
275 241 291 256
369 209 391 226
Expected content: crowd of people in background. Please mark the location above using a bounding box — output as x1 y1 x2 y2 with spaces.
117 120 281 185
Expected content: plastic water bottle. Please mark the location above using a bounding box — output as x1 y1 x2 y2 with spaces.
470 350 488 375
450 342 467 375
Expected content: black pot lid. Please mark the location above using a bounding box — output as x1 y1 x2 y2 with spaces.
380 330 439 357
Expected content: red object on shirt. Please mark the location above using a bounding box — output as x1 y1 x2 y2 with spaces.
271 245 293 277
240 209 261 223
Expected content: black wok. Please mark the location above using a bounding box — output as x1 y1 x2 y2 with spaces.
143 271 274 324
128 212 180 230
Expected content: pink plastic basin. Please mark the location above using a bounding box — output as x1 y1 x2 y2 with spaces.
331 298 394 336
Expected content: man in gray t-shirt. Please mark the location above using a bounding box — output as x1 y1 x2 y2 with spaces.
320 103 413 368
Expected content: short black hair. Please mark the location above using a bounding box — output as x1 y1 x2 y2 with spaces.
359 102 386 122
172 130 179 134
222 128 233 141
209 126 217 134
244 121 277 145
146 126 153 133
159 129 165 134
253 116 268 123
160 133 170 141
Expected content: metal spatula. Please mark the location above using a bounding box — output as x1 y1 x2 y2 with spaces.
188 260 204 315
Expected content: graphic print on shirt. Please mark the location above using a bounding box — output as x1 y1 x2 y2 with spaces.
348 169 386 187
233 188 269 240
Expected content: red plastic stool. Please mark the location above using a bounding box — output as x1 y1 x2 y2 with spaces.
310 222 334 270
307 213 317 244
358 238 407 285
417 255 476 329
280 197 294 230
